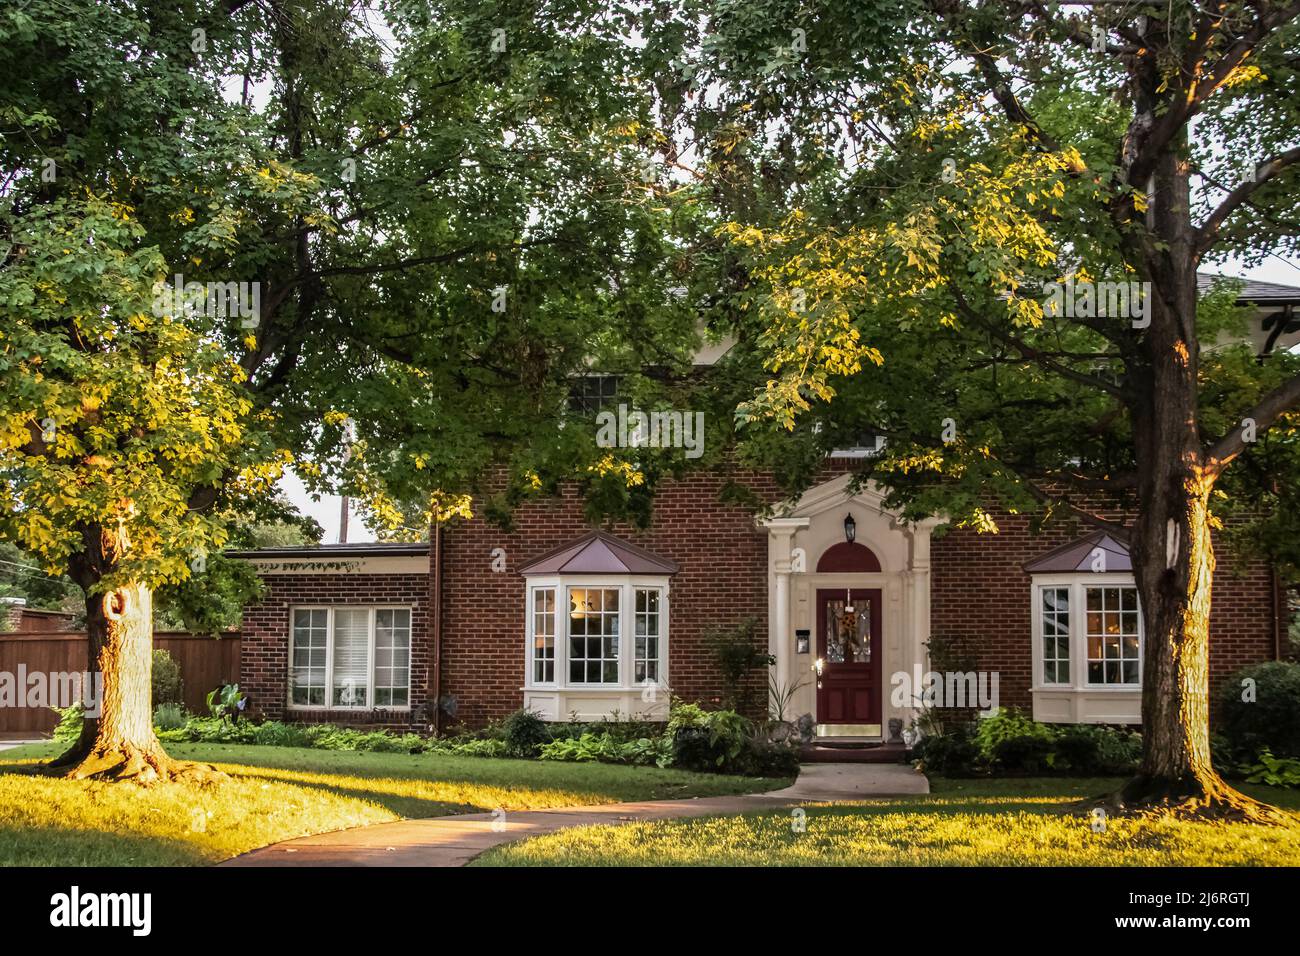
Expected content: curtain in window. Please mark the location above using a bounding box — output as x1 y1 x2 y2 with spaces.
332 608 370 706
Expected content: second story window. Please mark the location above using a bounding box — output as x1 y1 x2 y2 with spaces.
568 374 621 415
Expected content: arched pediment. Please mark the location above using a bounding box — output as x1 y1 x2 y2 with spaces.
816 541 882 573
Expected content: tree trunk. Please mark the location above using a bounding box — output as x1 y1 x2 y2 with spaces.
49 525 220 785
1111 144 1286 822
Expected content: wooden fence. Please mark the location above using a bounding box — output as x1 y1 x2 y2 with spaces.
0 630 241 737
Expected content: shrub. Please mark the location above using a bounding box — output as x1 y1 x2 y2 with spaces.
151 649 183 707
546 718 665 744
1219 661 1300 759
991 733 1056 773
539 732 626 763
52 703 84 742
1244 750 1300 788
501 708 551 757
621 735 674 768
1089 725 1142 774
1052 724 1141 774
427 737 509 758
206 683 247 722
706 619 772 710
973 709 1061 772
912 724 981 776
973 708 1055 758
152 702 187 731
731 737 801 777
669 702 752 772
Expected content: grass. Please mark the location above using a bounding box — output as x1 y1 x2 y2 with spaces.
0 741 789 866
473 775 1300 867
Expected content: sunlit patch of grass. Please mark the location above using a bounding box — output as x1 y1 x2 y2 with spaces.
0 742 787 866
475 778 1300 867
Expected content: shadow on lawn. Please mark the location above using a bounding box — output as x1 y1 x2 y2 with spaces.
220 768 475 818
0 822 208 867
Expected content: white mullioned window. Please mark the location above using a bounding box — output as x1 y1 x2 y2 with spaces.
1039 586 1071 685
525 578 668 691
1085 585 1141 686
568 587 621 684
289 606 412 709
634 588 661 683
532 587 556 684
1031 576 1142 692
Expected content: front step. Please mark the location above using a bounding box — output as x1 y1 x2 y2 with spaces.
800 743 909 764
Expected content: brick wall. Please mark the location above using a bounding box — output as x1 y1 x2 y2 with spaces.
439 468 785 728
240 572 432 731
239 468 1280 734
930 515 1279 721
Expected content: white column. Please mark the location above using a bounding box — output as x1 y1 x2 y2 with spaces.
774 569 791 698
760 517 809 718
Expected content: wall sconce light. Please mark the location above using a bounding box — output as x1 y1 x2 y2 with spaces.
843 513 856 543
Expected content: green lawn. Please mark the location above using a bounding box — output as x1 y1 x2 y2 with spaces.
473 775 1300 867
0 741 789 866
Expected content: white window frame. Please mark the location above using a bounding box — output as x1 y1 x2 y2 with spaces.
1030 574 1143 694
524 575 669 693
287 605 413 711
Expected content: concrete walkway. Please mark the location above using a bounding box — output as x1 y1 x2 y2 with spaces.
222 762 928 868
0 739 44 752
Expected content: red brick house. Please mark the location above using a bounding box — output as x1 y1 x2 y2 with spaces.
233 276 1297 739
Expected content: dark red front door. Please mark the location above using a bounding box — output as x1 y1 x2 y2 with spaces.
815 588 882 728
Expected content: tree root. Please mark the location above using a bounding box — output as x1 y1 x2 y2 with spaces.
43 744 226 787
1070 773 1294 826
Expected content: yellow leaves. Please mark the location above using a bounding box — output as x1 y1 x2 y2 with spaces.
429 491 473 523
1222 64 1265 89
587 453 645 488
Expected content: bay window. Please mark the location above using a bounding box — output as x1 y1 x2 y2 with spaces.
525 578 668 692
1030 574 1143 724
289 606 411 709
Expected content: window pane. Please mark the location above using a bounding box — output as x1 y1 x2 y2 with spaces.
635 588 661 686
533 588 556 684
291 608 328 706
332 608 370 707
1039 587 1069 685
373 608 410 708
568 587 620 684
1084 586 1140 685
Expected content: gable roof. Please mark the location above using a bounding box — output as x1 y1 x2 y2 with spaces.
518 529 678 576
1024 530 1131 573
1197 272 1300 305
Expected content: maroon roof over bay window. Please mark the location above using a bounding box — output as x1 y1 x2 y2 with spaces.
518 529 679 576
1023 530 1131 573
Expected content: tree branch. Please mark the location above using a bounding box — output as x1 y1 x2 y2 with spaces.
1195 146 1300 255
948 283 1127 399
1204 371 1300 476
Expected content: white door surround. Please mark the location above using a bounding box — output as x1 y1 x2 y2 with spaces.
760 474 943 738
